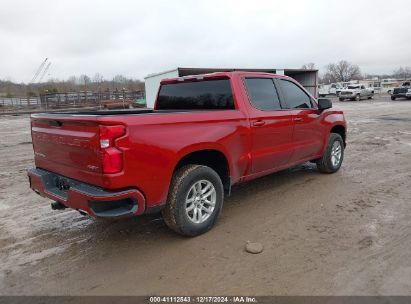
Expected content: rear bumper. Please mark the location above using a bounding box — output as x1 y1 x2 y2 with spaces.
28 168 146 218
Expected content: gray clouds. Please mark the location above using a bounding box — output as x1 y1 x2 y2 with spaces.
0 0 410 82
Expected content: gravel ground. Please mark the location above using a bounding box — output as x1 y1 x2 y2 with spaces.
0 94 410 295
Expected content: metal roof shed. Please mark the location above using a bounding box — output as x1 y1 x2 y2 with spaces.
144 67 318 108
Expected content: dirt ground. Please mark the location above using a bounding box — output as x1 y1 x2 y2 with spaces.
0 94 411 296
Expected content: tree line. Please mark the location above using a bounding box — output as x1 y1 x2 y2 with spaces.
0 74 144 98
2 64 411 97
302 61 411 84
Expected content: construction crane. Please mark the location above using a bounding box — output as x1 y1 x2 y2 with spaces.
38 62 52 83
30 58 48 83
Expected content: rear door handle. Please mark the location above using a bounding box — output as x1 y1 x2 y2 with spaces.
294 117 303 123
252 120 266 127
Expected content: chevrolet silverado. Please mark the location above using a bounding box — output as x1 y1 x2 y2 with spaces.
28 71 347 236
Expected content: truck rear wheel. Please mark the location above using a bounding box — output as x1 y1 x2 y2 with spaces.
391 96 396 100
316 133 344 173
162 165 224 236
355 94 361 101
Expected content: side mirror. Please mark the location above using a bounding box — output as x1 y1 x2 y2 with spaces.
318 98 332 112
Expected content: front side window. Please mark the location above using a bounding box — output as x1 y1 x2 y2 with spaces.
244 78 282 111
277 79 312 109
157 79 234 110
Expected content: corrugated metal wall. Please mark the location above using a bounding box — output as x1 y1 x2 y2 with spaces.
285 71 318 97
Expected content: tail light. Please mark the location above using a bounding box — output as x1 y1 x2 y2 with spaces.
99 125 126 174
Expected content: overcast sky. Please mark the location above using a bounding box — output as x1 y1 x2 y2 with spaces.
0 0 410 83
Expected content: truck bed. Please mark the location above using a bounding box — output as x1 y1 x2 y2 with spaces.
32 108 228 117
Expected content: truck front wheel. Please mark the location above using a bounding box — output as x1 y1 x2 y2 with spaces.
316 133 344 173
162 164 224 236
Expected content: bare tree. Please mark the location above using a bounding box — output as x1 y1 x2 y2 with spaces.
319 72 334 84
66 75 77 86
78 74 91 86
1 74 145 97
301 63 316 70
91 73 104 91
326 60 362 82
93 73 104 83
392 66 411 80
113 74 127 84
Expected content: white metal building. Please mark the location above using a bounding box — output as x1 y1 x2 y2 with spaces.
144 67 318 108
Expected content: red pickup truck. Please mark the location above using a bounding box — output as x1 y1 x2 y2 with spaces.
28 72 346 236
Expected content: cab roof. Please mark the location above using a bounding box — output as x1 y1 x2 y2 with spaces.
160 71 293 85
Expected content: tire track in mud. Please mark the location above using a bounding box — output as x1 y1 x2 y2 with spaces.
1 98 411 295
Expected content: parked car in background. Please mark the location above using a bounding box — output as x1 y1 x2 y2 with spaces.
391 81 411 100
334 83 346 96
319 83 344 97
383 79 401 95
339 84 374 101
28 72 347 236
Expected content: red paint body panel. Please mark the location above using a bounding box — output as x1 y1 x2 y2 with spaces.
29 72 346 216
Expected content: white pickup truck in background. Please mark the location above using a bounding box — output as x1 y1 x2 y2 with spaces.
339 84 374 101
319 83 345 97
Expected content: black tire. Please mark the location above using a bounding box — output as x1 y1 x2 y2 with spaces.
339 98 344 101
162 164 224 237
355 94 361 101
316 133 344 173
391 96 396 101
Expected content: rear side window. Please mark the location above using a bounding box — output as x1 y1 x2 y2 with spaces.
244 78 282 110
277 79 312 109
157 79 234 110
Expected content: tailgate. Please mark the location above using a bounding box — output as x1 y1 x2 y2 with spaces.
31 115 102 178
